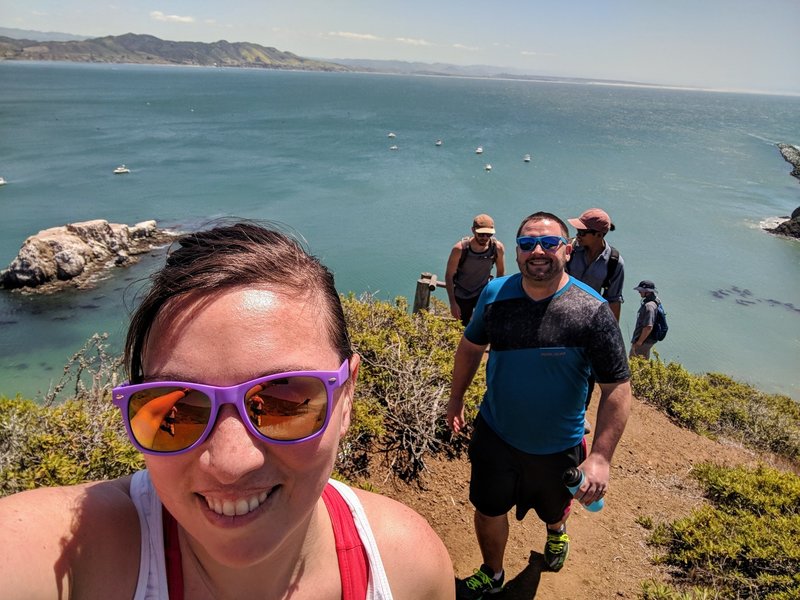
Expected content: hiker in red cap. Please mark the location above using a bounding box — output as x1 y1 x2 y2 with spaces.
566 208 626 433
566 208 625 320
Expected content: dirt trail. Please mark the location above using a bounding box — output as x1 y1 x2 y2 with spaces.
367 396 782 599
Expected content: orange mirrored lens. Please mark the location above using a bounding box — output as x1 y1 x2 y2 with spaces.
245 376 327 441
128 386 211 452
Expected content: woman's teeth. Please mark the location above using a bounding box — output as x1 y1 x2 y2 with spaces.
205 490 270 516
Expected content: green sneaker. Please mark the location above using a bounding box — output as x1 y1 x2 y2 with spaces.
456 564 504 599
544 527 570 571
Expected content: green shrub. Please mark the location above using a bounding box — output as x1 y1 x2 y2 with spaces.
636 515 655 530
692 463 800 517
647 464 800 599
340 294 484 481
632 354 799 597
0 335 143 496
0 396 143 495
630 356 800 461
640 580 715 599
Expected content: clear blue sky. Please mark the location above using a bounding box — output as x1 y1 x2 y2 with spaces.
4 0 800 94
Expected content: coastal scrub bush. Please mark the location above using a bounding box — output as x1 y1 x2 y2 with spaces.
339 294 483 482
42 333 124 407
640 580 714 599
0 334 142 496
630 356 800 462
647 463 800 599
0 397 142 495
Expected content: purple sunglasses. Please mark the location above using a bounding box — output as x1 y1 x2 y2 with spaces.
112 359 350 455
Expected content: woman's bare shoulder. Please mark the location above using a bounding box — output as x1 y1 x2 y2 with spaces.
351 487 455 600
0 476 141 598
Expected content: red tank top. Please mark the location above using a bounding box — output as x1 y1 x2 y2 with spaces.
163 483 369 599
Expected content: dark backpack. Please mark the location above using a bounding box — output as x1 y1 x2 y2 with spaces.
601 246 620 298
458 237 497 269
650 301 669 341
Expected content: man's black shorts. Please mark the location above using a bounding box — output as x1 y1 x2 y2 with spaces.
468 413 586 524
455 295 481 326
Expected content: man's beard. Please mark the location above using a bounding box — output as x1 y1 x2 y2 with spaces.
519 255 563 282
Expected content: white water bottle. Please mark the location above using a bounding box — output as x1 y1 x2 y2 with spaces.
563 467 604 512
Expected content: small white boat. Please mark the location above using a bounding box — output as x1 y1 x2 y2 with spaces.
435 139 443 146
523 154 531 162
113 165 130 174
475 146 483 154
387 132 396 138
484 164 492 171
389 145 399 151
0 177 6 186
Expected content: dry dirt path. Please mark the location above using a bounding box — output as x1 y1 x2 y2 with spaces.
367 396 784 599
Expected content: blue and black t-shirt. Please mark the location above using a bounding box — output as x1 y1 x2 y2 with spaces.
465 274 630 455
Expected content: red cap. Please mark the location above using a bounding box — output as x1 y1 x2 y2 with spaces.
568 208 613 234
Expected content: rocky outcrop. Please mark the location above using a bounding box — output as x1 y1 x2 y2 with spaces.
768 217 800 238
1 219 175 293
778 143 800 183
766 144 800 239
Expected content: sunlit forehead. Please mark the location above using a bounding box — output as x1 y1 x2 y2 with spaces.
240 289 280 312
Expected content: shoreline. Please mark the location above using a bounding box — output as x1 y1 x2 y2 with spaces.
3 58 799 98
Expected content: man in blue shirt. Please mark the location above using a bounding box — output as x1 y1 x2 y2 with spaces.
448 211 631 599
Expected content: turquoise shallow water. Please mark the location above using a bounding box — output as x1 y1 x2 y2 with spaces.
1 62 799 399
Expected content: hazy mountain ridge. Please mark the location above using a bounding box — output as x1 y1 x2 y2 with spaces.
0 26 88 42
330 57 651 86
0 28 656 86
0 32 350 71
328 58 533 77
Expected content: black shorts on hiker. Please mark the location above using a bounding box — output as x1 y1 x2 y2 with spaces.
468 413 586 524
455 295 481 326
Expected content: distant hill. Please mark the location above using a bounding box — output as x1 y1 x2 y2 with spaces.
0 27 88 42
0 29 654 86
327 57 648 86
0 32 350 71
327 58 535 78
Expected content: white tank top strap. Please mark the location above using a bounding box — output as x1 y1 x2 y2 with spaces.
130 470 169 600
327 478 394 599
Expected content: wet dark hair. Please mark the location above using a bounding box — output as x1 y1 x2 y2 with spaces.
516 211 570 237
124 222 352 383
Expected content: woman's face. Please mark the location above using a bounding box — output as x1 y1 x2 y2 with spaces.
142 286 356 567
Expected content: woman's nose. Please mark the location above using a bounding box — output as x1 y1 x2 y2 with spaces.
198 405 265 483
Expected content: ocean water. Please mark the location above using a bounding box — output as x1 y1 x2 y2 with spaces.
1 61 799 400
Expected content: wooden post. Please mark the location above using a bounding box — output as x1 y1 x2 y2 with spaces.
413 272 446 313
413 272 433 313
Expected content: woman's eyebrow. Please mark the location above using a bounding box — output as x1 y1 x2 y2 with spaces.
140 364 323 385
